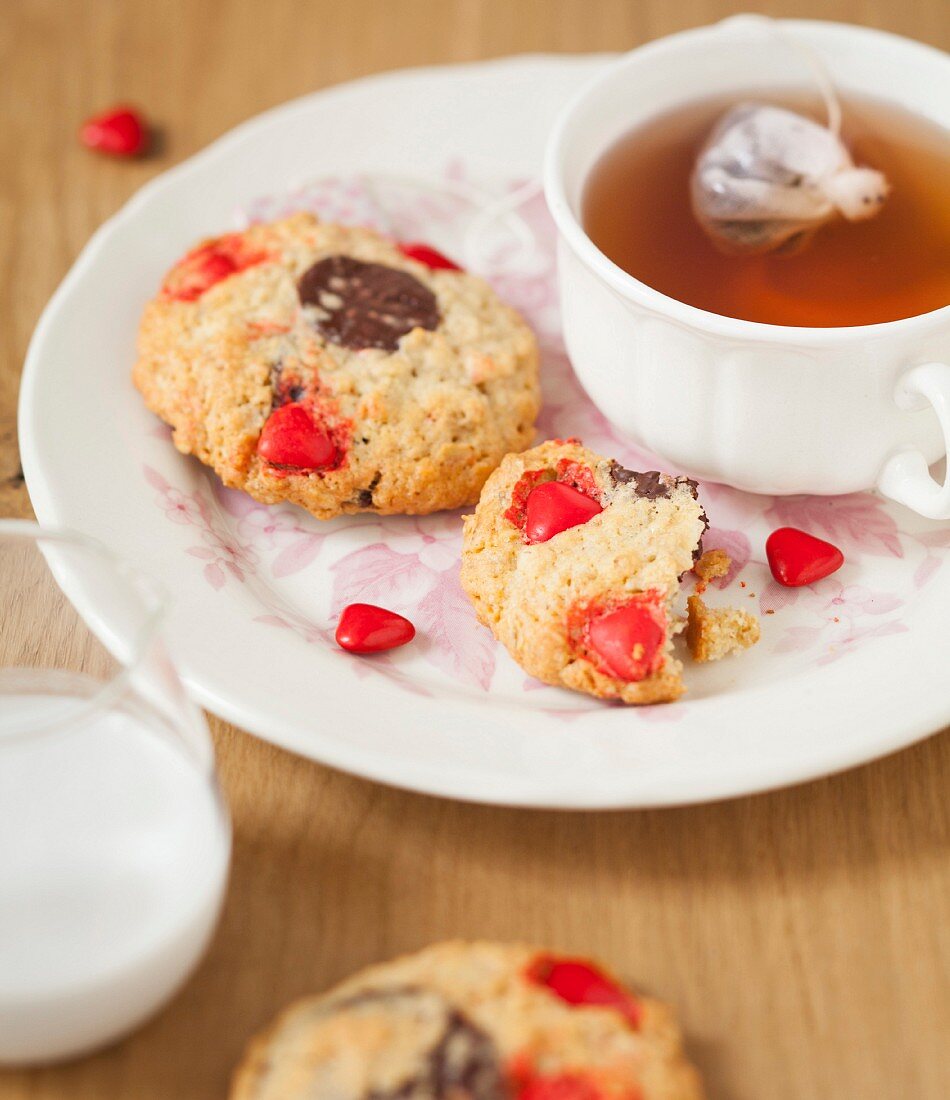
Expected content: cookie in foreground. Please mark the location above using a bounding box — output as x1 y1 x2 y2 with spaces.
230 940 704 1099
134 213 539 518
461 439 723 704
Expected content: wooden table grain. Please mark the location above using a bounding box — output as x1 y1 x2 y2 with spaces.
2 2 948 1097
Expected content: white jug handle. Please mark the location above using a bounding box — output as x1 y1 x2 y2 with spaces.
876 362 950 520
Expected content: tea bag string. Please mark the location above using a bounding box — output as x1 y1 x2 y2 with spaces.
461 178 544 275
459 19 850 273
351 171 542 278
735 14 841 135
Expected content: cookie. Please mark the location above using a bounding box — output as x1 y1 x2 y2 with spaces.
460 440 710 704
692 549 730 584
230 941 704 1100
685 595 760 663
134 213 539 518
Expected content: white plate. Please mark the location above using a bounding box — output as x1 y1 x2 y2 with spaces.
20 56 950 808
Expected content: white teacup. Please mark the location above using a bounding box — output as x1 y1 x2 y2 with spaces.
544 17 950 518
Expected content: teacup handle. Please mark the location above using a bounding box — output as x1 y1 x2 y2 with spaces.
876 362 950 520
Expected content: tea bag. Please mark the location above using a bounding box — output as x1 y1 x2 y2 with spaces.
691 101 890 255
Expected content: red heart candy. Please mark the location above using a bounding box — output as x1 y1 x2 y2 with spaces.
397 242 463 271
257 404 336 470
80 106 148 157
525 481 603 543
526 954 641 1029
163 234 269 302
766 526 844 587
335 603 415 654
515 1070 606 1100
586 596 666 682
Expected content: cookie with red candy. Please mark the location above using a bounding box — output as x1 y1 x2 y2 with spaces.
229 941 704 1100
134 212 539 519
461 440 710 704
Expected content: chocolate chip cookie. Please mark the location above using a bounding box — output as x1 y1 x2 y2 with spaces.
134 213 539 518
229 941 704 1100
460 439 711 704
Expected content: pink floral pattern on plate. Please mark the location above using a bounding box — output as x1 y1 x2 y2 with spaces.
144 168 950 707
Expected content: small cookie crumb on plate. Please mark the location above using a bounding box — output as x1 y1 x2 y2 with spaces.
694 548 731 583
686 595 760 663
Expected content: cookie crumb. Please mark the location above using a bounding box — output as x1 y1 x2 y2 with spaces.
686 595 760 663
694 548 731 582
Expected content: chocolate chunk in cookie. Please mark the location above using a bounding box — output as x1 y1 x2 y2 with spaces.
608 462 674 501
368 1008 505 1099
298 255 440 352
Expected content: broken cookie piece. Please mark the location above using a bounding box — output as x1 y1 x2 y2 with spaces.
686 595 760 663
461 439 707 704
694 548 731 584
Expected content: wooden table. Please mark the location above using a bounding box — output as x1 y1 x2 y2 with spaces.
2 2 948 1096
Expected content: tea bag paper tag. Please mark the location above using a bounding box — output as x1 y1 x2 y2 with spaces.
691 102 889 254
